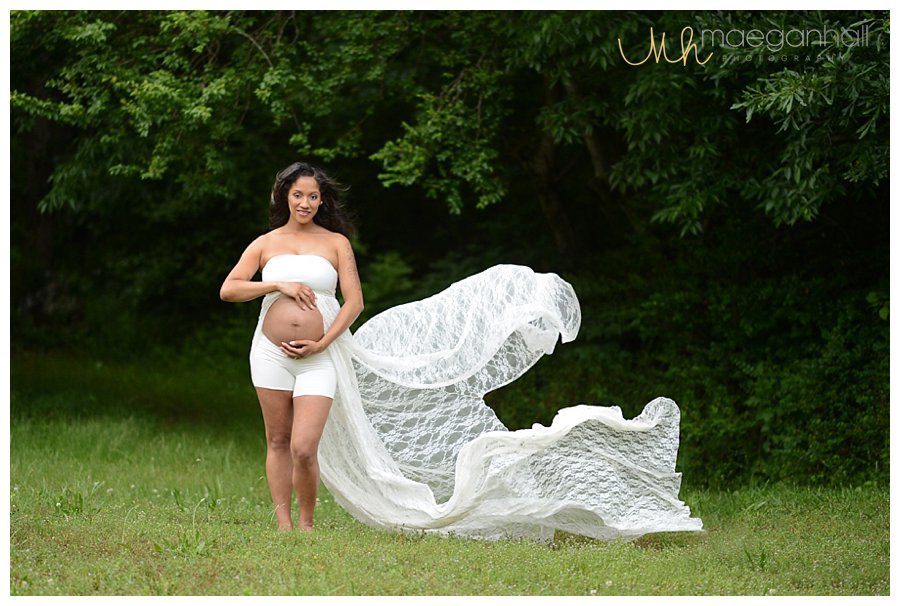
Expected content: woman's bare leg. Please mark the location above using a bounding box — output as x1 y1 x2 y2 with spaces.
255 387 295 530
290 395 334 530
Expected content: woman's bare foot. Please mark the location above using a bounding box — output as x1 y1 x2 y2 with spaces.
296 524 314 532
277 522 293 532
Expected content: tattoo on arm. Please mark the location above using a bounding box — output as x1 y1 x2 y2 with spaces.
342 238 360 287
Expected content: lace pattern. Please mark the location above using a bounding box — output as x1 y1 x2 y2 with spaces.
249 264 703 542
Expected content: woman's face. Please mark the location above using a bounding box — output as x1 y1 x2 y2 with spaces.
287 176 322 224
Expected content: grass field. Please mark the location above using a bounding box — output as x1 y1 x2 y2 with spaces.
10 349 890 596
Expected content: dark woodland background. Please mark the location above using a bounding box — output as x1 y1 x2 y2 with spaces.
10 10 889 488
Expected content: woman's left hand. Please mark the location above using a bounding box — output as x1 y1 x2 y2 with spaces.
281 339 326 358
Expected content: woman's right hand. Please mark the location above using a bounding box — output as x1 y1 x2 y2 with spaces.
276 281 317 311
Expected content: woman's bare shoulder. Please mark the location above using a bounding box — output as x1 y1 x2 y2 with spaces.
331 232 352 253
330 230 349 244
249 231 274 251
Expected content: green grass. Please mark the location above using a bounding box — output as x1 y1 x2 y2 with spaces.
10 349 889 595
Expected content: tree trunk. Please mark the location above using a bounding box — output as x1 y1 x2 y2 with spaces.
20 77 57 269
531 77 583 261
561 76 647 239
532 128 581 260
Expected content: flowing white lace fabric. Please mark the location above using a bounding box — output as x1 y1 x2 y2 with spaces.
250 263 703 542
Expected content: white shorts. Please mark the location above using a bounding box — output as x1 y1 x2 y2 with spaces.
250 334 337 399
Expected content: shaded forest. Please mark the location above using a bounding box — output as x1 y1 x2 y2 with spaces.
10 10 889 487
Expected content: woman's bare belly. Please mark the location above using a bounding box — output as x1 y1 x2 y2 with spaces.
262 295 326 346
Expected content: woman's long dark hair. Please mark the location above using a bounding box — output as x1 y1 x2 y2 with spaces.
268 161 357 238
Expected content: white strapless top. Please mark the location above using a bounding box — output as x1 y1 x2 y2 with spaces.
261 254 338 297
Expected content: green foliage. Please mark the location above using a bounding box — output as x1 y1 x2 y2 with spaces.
13 10 889 233
357 250 416 313
482 193 888 489
370 85 510 214
865 290 888 320
725 13 889 226
369 14 513 214
11 9 890 319
10 10 888 491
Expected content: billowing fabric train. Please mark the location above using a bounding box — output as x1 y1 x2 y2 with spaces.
250 258 704 542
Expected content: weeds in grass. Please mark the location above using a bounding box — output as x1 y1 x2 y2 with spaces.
10 352 889 596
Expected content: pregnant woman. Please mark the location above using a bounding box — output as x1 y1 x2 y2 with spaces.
221 161 704 542
220 161 362 531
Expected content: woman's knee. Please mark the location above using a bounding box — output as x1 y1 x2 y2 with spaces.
290 438 319 465
266 432 292 452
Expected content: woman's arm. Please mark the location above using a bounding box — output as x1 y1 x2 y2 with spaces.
220 236 281 302
318 234 365 348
